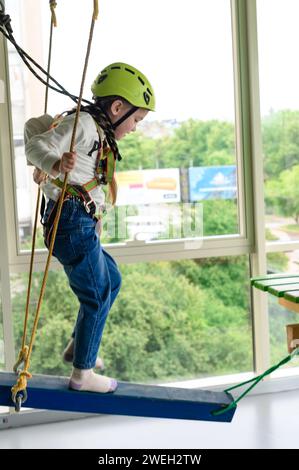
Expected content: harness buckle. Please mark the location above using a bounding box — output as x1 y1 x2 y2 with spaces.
84 199 93 213
83 198 96 215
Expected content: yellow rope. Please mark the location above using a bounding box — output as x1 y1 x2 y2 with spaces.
44 1 57 114
13 346 29 374
13 1 57 377
11 0 99 406
50 1 57 27
93 0 99 20
11 370 32 403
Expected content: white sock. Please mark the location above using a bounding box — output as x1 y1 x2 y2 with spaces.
69 368 118 393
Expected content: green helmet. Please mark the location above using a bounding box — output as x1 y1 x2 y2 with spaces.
91 62 155 112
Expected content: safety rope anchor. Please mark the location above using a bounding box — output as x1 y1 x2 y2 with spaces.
211 346 299 417
11 370 32 412
13 345 29 374
12 389 28 412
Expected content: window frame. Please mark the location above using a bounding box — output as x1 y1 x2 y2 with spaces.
0 0 298 425
0 0 262 364
3 0 251 270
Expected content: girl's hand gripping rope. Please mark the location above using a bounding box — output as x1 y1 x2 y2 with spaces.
33 167 47 184
52 151 77 177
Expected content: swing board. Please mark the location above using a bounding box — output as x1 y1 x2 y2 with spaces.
0 372 236 422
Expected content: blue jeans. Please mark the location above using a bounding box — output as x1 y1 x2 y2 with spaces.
43 198 122 369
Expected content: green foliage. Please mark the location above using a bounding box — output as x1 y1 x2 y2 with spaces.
118 119 235 170
11 258 253 382
118 132 157 170
266 165 299 222
162 119 235 168
116 111 299 225
262 110 299 180
172 256 250 312
262 109 299 224
265 230 289 272
267 252 289 273
12 270 78 375
21 227 45 251
202 200 238 236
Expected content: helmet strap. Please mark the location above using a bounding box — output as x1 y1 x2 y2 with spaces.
112 106 138 130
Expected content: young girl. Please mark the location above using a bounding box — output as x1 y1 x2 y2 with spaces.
25 62 155 393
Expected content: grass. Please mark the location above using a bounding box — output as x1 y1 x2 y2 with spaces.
280 224 299 233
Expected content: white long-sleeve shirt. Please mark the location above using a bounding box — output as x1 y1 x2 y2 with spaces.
25 111 107 215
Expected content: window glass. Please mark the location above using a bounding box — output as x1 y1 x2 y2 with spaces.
0 278 4 372
257 0 299 241
7 0 240 251
267 250 299 368
0 273 9 414
11 255 253 381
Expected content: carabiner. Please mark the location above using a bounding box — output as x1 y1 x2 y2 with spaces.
12 389 28 412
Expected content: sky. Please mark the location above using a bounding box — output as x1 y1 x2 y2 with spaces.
38 0 236 122
257 0 299 115
10 0 299 123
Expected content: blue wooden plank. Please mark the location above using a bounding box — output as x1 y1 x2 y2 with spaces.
0 372 235 423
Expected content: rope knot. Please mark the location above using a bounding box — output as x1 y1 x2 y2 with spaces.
11 370 32 403
13 345 29 373
0 11 13 35
19 370 32 380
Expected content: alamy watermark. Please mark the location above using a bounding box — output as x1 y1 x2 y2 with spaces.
101 202 203 250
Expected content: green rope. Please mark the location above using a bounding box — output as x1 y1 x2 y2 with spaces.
212 347 299 417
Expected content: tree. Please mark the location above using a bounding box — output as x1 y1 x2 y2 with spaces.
160 119 235 169
262 109 299 180
101 261 252 381
202 200 238 236
118 119 235 170
118 131 157 170
266 165 299 222
12 271 78 375
11 257 253 381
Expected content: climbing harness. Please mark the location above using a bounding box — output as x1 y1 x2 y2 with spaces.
11 0 99 411
22 110 117 266
41 115 116 248
51 137 116 197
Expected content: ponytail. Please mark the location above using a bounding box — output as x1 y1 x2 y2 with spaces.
108 174 118 206
81 96 126 206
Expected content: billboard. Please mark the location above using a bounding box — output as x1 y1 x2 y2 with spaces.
115 168 181 206
188 165 237 201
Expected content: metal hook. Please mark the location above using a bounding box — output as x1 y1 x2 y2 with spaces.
12 389 28 412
